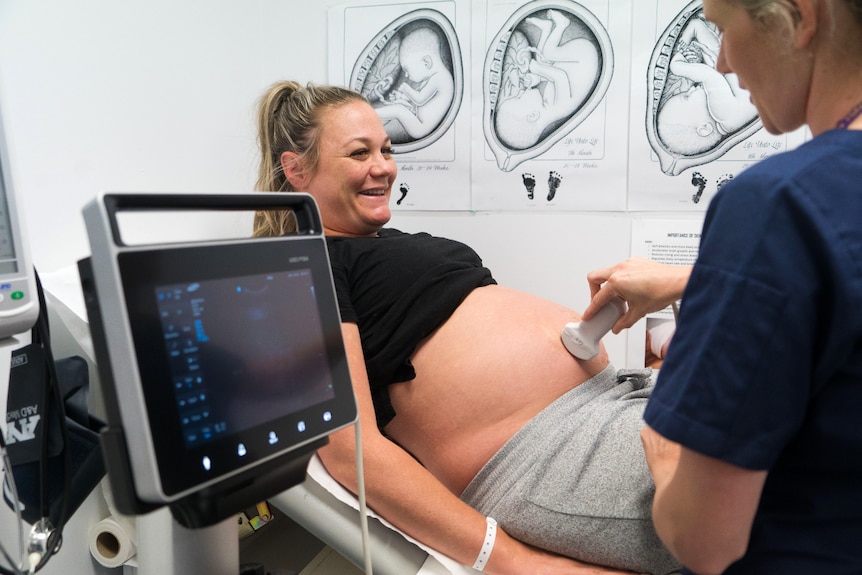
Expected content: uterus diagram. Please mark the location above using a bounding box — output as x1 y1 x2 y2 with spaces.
645 0 761 176
482 0 614 172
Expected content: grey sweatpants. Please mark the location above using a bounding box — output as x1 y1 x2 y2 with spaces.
460 364 681 575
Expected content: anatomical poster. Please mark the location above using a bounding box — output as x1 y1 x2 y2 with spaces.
471 0 632 211
329 0 472 210
627 0 809 211
626 217 703 368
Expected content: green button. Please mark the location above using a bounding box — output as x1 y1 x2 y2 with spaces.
10 291 24 300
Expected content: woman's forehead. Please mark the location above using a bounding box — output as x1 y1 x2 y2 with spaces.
319 101 389 145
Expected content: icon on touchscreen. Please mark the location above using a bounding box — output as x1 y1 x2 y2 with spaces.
237 443 247 457
323 411 332 422
202 456 212 471
297 421 306 433
268 431 279 445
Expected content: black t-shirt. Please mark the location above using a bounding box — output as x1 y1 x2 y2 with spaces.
326 228 496 429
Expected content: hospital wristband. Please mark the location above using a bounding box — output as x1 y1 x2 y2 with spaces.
471 516 497 572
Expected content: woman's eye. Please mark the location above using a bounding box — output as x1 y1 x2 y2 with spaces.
381 147 394 156
350 149 369 158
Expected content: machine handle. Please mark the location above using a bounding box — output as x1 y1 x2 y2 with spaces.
99 192 322 247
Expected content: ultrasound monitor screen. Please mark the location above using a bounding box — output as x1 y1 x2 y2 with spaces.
114 236 354 499
156 269 335 449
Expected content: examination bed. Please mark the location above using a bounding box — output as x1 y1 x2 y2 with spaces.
271 454 480 575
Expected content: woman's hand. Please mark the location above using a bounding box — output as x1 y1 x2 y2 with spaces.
582 257 691 333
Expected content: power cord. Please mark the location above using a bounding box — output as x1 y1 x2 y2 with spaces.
0 270 73 575
0 432 25 575
27 269 72 574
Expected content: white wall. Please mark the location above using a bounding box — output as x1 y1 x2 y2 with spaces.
0 0 676 367
0 2 691 572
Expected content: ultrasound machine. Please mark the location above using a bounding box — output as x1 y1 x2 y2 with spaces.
77 192 364 574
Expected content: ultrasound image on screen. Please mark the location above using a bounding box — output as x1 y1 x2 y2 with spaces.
155 269 336 448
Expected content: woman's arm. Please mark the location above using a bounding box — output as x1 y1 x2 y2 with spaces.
640 426 767 575
318 323 640 575
583 257 691 332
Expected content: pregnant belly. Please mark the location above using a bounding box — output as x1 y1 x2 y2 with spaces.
385 284 609 493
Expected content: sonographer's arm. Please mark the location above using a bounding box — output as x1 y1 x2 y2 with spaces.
641 425 767 575
317 323 640 575
583 258 691 333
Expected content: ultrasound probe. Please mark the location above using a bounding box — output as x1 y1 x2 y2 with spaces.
561 298 627 360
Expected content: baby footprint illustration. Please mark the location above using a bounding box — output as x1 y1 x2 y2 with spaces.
547 171 562 201
691 171 707 204
716 173 734 191
397 183 410 205
522 173 536 200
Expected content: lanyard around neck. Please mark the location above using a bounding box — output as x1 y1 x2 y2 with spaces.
836 98 862 129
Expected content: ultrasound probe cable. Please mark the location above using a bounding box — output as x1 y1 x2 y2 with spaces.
354 420 374 575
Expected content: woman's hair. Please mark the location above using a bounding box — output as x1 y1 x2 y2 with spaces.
253 81 367 237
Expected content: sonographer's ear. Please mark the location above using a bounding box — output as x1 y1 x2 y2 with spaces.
792 0 818 50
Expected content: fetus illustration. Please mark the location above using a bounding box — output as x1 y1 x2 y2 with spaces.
646 1 761 176
484 1 613 171
350 9 463 153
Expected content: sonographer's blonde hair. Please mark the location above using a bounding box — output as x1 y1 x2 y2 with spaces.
734 0 861 32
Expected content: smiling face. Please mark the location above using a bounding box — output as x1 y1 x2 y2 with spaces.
285 100 397 237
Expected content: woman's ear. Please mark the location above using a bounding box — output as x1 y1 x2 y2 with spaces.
280 151 308 190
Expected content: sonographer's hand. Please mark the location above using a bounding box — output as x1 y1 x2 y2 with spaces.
583 257 691 333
